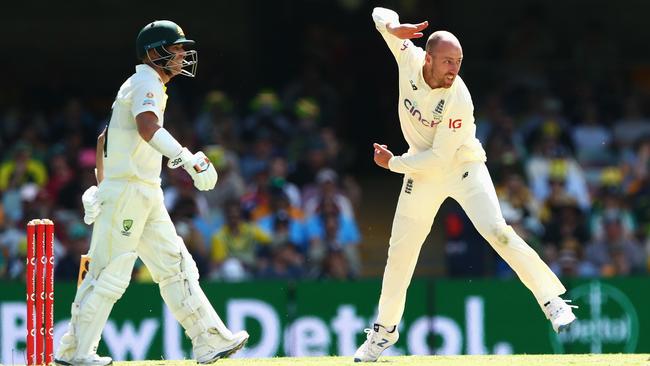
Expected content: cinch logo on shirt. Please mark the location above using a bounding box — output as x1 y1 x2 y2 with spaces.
404 98 443 127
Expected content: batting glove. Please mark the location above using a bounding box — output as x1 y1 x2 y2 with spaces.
81 185 101 225
168 148 218 191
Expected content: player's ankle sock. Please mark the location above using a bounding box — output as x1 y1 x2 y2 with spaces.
374 323 397 333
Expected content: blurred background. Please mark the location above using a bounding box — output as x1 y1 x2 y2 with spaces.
2 0 650 359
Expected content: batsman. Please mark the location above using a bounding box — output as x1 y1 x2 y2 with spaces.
55 20 248 366
354 8 577 362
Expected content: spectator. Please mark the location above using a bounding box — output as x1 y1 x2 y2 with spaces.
303 168 355 218
548 238 598 278
210 200 271 278
0 142 48 191
589 184 635 242
239 130 275 181
305 197 361 277
0 202 25 279
539 187 589 248
269 156 302 208
256 243 305 279
496 170 543 236
613 97 650 158
194 90 242 150
242 90 291 145
255 189 308 250
529 157 591 212
443 207 491 277
584 213 646 276
320 249 353 280
571 102 615 174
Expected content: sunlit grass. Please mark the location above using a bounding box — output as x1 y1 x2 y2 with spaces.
111 354 650 366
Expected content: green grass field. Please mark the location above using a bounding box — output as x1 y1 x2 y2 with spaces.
110 354 650 366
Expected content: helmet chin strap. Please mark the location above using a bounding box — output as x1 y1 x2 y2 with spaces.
160 64 174 77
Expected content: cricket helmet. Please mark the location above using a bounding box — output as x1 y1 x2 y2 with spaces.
136 20 198 77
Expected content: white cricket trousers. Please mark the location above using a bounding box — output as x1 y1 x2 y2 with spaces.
376 161 566 327
88 178 189 282
88 180 189 283
58 179 196 359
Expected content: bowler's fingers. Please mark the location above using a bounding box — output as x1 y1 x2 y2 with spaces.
414 21 429 31
373 143 389 155
408 21 428 38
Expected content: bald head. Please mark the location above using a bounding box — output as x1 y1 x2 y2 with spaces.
422 30 463 89
425 31 462 55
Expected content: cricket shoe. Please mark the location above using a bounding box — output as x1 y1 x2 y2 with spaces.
195 330 250 364
54 353 113 366
544 297 578 333
353 323 399 362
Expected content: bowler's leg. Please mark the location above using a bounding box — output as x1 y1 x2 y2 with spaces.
452 163 565 306
355 175 444 362
377 175 444 326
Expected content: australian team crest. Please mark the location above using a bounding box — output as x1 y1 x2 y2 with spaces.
432 99 445 125
121 219 133 236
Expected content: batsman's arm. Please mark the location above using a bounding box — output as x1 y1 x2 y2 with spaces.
131 81 184 160
136 112 184 157
137 112 218 191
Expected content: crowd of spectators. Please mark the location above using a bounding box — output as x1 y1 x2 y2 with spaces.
0 87 363 282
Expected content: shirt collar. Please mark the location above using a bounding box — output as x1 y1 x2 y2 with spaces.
417 65 433 92
136 64 164 85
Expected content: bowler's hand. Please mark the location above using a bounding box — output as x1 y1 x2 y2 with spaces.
373 143 393 169
386 21 429 39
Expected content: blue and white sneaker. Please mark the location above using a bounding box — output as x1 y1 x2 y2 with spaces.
353 323 399 362
544 297 577 333
196 330 249 364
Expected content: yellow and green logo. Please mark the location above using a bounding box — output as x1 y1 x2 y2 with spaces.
121 219 134 236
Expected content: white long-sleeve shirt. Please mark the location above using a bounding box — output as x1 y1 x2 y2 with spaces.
372 7 486 175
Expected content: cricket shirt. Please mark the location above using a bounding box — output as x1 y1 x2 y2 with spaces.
372 7 486 176
103 64 169 185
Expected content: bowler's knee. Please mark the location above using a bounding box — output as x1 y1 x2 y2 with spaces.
480 222 517 246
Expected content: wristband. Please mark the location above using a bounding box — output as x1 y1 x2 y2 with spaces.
148 128 183 158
